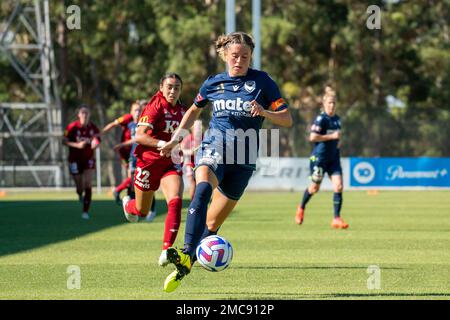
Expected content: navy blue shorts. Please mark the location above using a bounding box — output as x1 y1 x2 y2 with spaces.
129 154 137 174
195 142 254 201
309 154 342 183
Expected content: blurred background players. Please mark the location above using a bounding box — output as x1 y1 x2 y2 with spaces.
295 86 349 229
122 73 185 266
63 105 101 219
102 101 140 205
113 100 157 221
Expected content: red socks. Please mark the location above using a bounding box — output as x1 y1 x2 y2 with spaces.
124 196 182 249
162 197 182 250
125 199 146 217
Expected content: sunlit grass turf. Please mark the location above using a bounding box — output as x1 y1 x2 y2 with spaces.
1 190 449 300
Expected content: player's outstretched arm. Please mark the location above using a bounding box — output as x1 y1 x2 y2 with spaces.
113 138 136 151
135 125 164 149
101 120 118 134
159 104 202 157
309 131 340 142
63 138 87 149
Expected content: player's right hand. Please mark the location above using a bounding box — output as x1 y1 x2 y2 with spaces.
331 131 340 140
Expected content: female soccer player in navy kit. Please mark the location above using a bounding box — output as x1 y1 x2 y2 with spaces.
295 86 349 229
63 105 101 220
158 32 293 292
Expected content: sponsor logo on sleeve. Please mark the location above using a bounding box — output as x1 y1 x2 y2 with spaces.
138 116 148 123
195 93 204 102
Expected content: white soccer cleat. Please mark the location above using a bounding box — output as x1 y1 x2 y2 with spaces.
81 212 90 220
122 196 139 223
144 210 157 223
159 250 169 267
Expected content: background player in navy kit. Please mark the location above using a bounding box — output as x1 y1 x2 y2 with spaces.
159 32 293 292
295 86 349 229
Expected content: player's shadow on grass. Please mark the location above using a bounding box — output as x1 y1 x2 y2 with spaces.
233 266 404 270
0 198 174 257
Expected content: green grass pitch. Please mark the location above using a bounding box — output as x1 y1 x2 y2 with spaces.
0 190 449 300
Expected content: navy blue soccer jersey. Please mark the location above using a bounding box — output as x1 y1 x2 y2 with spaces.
193 68 288 167
194 68 288 133
310 112 341 159
128 121 138 155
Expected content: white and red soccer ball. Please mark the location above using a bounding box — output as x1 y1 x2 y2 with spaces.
196 235 233 272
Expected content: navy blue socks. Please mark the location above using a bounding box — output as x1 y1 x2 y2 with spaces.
333 192 343 218
300 189 313 209
183 182 213 258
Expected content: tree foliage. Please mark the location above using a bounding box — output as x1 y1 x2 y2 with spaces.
1 0 449 159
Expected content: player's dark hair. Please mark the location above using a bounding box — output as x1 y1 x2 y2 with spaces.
77 103 90 112
160 73 183 87
216 32 255 61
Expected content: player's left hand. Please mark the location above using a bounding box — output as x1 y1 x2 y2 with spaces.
250 101 266 117
158 140 178 157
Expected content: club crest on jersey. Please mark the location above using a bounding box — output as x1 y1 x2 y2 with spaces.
244 81 256 93
216 83 225 93
233 85 240 91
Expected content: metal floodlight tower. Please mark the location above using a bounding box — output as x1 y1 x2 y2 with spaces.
0 0 62 187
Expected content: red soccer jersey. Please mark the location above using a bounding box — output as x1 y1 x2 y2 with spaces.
134 91 185 165
115 113 133 161
64 120 100 163
116 113 133 143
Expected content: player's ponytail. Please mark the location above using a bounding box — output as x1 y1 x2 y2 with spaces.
216 32 255 62
322 85 336 101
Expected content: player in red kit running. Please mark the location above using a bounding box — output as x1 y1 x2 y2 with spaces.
102 101 141 204
122 73 185 266
63 105 101 220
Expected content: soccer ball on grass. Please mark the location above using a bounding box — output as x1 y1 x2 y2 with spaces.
196 235 233 272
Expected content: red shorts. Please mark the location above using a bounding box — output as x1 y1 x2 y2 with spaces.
69 158 95 175
134 158 182 192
